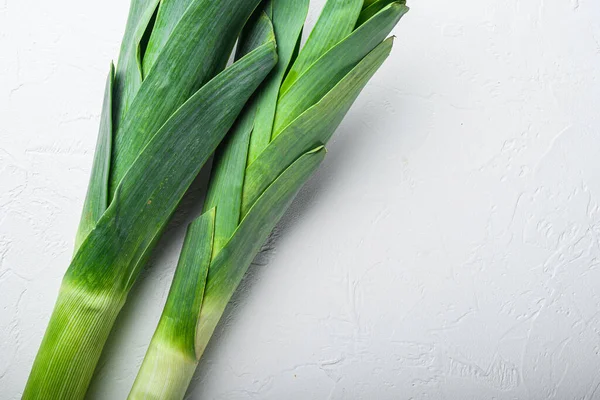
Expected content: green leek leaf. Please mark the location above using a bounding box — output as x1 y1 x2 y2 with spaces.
242 37 394 215
282 0 363 91
75 63 114 252
273 2 408 136
196 146 326 357
141 0 195 75
69 41 277 292
23 42 277 400
204 12 276 256
247 0 309 164
128 209 215 400
128 2 409 398
110 0 263 196
113 0 161 125
357 0 402 26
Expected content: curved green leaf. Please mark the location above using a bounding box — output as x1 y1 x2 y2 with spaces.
247 0 309 164
110 0 263 196
141 0 195 75
75 63 114 252
128 209 214 400
204 12 276 257
282 0 363 92
196 146 326 357
236 11 276 59
273 2 407 136
357 0 402 26
113 0 161 125
242 37 394 215
65 41 277 293
157 209 214 357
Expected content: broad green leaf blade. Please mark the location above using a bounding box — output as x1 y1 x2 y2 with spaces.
151 209 214 357
158 209 215 354
128 209 215 400
242 38 393 215
110 0 263 196
113 0 161 126
195 146 326 357
204 13 275 257
357 0 402 26
65 42 277 293
273 2 408 137
282 0 363 92
204 109 256 257
247 0 309 164
75 63 114 252
141 0 195 75
236 11 276 59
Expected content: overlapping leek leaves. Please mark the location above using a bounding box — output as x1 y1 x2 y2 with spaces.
129 1 409 398
24 1 276 398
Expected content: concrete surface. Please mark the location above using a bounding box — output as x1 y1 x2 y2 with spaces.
2 0 600 399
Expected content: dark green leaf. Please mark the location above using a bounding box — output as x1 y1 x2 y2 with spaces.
110 0 263 196
113 0 161 126
196 146 326 356
282 0 363 92
236 11 276 59
273 2 407 136
65 41 277 293
75 63 114 252
154 209 215 357
204 12 276 256
247 0 309 164
141 0 195 75
242 38 394 214
356 0 401 26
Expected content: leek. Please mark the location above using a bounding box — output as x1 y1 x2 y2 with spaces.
23 1 277 398
129 1 409 398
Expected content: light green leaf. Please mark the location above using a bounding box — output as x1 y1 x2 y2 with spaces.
113 0 161 126
141 0 195 75
128 210 214 400
204 110 256 258
152 209 215 357
242 38 394 215
204 11 276 257
282 0 363 92
273 2 407 137
196 146 326 357
247 0 309 164
75 63 114 252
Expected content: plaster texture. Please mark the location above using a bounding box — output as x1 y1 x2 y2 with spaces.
2 0 600 399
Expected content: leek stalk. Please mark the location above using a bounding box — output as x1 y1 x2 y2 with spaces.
23 1 276 398
129 1 409 398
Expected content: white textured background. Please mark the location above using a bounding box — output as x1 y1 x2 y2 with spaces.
2 0 600 399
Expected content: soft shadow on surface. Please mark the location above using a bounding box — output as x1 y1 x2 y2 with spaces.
184 166 329 399
86 162 213 399
184 111 380 397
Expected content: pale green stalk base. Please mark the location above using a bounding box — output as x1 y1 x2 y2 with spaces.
129 340 197 400
23 281 125 400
